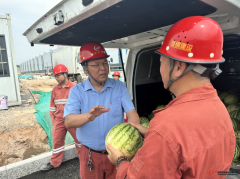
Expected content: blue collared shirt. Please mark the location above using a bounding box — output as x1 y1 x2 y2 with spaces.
64 78 134 150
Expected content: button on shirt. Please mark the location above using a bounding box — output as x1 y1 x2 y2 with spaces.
64 78 135 150
117 83 236 179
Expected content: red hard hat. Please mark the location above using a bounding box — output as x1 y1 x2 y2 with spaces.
112 71 120 77
156 16 225 63
80 41 109 63
53 64 68 75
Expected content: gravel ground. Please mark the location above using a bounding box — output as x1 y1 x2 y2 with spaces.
0 89 40 133
0 78 55 132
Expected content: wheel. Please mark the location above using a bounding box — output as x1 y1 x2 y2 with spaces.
77 74 83 84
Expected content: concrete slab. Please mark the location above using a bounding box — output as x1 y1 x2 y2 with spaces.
0 166 8 179
62 145 78 162
4 145 78 179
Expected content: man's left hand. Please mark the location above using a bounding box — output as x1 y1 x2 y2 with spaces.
107 143 124 165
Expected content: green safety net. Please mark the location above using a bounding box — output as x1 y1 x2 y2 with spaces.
18 74 34 79
32 91 74 150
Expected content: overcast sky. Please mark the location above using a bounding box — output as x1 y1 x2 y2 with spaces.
1 0 62 65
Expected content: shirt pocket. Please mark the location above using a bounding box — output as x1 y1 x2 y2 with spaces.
109 99 122 118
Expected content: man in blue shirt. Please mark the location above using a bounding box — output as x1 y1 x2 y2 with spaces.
64 41 140 179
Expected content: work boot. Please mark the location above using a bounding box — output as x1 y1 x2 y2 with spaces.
41 162 55 171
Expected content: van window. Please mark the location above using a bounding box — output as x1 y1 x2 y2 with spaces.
0 35 10 77
133 47 172 116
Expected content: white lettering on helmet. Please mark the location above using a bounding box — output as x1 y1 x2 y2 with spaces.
94 46 101 51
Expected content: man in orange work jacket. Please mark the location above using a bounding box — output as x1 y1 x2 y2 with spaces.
41 64 81 171
107 16 236 179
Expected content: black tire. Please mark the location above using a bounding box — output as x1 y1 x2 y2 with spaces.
77 74 83 84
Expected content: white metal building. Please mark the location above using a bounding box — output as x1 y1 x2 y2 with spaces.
0 14 21 106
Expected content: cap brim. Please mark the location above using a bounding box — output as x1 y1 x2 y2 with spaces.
80 55 110 63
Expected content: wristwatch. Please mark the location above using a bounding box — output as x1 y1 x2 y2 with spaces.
116 158 130 169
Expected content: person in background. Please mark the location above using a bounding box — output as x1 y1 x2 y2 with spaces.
41 64 81 171
112 71 121 81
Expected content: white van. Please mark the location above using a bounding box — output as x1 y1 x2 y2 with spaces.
23 0 240 114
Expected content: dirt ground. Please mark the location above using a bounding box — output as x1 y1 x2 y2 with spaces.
20 77 58 92
0 78 58 167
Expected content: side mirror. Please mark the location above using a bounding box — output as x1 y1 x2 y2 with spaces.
110 58 113 63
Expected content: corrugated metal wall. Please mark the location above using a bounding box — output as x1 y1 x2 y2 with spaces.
20 50 53 74
19 48 122 74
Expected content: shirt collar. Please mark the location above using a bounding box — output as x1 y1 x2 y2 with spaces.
84 78 113 92
103 78 114 90
153 83 217 114
57 79 71 89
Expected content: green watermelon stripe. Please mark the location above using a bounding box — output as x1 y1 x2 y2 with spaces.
142 122 149 128
120 127 138 151
106 124 126 144
114 125 133 146
233 143 240 160
140 117 149 124
231 118 240 132
224 93 239 105
109 124 131 144
128 135 142 154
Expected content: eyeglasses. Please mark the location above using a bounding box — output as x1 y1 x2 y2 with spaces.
87 61 110 69
54 73 63 78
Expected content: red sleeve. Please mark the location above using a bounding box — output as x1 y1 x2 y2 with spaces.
116 129 181 179
49 89 56 124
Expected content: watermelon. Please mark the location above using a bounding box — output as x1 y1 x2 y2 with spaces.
227 105 240 113
219 91 229 101
155 105 165 110
223 93 239 105
231 118 240 132
148 113 154 120
233 143 240 160
141 122 149 128
235 131 240 139
230 110 240 122
105 123 143 160
140 117 149 124
140 117 149 128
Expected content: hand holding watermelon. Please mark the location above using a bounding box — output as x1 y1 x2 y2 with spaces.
105 123 143 160
130 122 149 137
87 105 110 121
107 143 125 165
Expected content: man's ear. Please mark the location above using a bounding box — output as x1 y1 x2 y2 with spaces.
172 61 188 79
